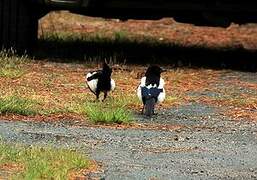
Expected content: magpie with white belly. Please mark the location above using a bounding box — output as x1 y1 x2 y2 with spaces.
86 62 115 101
137 65 166 117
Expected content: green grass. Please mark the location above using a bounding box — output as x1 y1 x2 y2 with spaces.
0 93 135 124
114 30 128 41
0 96 38 116
0 69 24 79
86 103 133 124
0 49 28 78
64 92 135 124
0 94 71 117
0 141 89 179
67 94 134 124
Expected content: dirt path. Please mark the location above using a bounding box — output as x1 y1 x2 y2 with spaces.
1 70 257 179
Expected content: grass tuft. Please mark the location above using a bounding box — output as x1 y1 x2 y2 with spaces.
66 94 134 124
0 49 28 78
86 103 133 124
0 96 38 116
0 141 89 179
114 30 128 41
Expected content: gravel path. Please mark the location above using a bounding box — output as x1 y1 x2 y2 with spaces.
1 70 257 179
1 105 257 179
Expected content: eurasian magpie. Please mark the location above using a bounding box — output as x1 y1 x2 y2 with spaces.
86 62 115 101
137 65 166 117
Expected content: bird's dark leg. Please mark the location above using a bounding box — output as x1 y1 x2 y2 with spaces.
141 99 146 114
141 105 145 114
95 90 100 101
103 91 108 102
152 106 157 115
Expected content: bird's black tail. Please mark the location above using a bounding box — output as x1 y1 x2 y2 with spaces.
145 98 155 117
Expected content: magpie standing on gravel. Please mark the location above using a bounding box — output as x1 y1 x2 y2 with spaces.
86 62 115 101
137 65 166 117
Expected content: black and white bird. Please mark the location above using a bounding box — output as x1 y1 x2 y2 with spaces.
86 62 115 101
137 65 166 117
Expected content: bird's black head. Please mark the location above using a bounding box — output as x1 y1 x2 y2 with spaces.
145 65 165 87
145 65 165 77
102 62 112 77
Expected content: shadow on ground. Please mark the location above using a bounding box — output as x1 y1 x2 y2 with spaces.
33 38 257 72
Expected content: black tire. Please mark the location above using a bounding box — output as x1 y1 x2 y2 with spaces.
144 98 155 117
0 0 39 52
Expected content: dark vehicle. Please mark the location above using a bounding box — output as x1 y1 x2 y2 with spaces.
1 0 257 51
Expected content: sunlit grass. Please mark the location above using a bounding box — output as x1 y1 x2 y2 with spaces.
0 49 29 78
85 102 133 124
40 30 156 45
0 141 89 179
0 96 38 116
67 94 134 124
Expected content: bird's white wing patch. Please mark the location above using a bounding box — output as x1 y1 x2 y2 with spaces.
137 85 143 102
137 76 166 103
158 78 165 89
140 77 146 86
157 78 165 103
137 77 146 102
157 89 165 103
111 79 115 91
86 72 98 93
